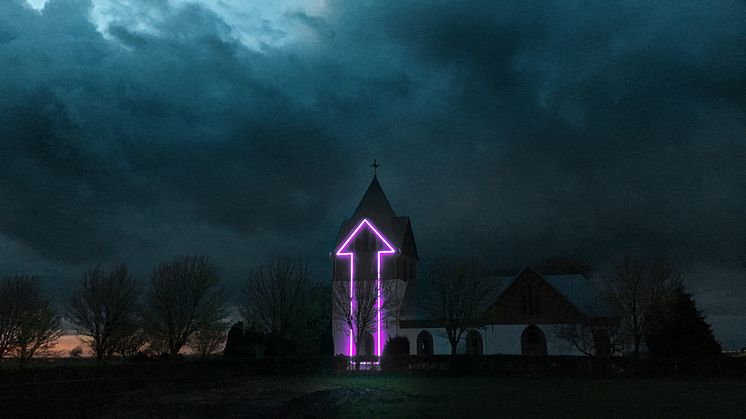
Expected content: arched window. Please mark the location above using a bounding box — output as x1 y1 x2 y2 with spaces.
520 324 547 356
416 331 433 355
465 330 483 355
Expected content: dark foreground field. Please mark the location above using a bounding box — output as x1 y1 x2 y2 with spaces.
1 361 745 418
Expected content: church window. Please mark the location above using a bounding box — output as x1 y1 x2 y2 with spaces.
417 331 433 355
521 325 547 356
465 330 483 355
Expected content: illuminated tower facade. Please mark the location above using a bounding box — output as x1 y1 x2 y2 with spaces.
332 173 419 357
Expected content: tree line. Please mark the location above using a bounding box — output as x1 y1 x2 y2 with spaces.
0 253 724 365
0 256 331 366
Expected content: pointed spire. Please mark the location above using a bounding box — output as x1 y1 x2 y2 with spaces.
351 175 397 223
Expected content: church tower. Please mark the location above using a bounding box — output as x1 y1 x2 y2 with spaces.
331 165 418 357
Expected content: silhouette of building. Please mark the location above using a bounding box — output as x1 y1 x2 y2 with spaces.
331 170 615 356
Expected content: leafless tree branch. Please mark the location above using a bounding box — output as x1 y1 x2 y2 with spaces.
66 264 141 362
145 256 228 356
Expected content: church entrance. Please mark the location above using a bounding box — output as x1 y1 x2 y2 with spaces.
363 332 374 356
521 324 547 356
417 331 433 355
465 330 483 355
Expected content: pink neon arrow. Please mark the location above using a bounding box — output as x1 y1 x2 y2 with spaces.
336 218 396 357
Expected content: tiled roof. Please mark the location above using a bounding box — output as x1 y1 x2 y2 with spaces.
543 274 613 317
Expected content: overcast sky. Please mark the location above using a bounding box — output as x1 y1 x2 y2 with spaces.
1 0 745 348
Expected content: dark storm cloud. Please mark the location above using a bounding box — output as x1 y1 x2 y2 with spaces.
0 0 357 268
0 0 745 344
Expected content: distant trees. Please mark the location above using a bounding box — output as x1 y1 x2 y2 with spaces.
66 265 141 362
0 275 62 366
66 258 229 360
235 259 330 357
240 261 308 341
144 256 228 356
0 256 240 364
606 256 680 358
300 283 334 356
424 260 493 355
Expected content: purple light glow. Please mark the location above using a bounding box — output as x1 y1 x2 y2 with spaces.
336 218 396 357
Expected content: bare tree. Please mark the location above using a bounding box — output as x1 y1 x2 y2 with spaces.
553 323 622 356
145 256 228 356
0 277 25 359
0 276 62 366
240 260 308 340
189 320 228 358
424 260 493 355
14 306 62 366
66 265 141 362
553 323 595 356
606 256 680 357
332 277 399 358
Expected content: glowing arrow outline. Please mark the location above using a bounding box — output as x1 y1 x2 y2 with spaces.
336 218 396 356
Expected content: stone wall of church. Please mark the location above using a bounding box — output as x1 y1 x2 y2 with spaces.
399 324 587 356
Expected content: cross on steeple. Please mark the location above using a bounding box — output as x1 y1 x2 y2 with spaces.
370 159 380 176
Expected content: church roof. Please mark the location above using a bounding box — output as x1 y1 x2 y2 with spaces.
352 176 396 222
399 268 613 323
335 176 418 259
543 274 613 318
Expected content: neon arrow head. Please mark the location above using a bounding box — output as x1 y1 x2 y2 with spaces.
336 218 396 256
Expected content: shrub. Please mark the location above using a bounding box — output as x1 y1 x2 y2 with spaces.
129 351 150 362
383 335 410 356
381 336 410 372
69 346 83 358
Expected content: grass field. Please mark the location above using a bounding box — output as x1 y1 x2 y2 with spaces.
3 368 745 418
325 375 746 418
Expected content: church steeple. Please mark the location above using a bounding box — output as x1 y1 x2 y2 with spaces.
333 162 419 269
351 175 397 223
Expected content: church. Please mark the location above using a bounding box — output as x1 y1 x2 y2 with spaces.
331 170 616 357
